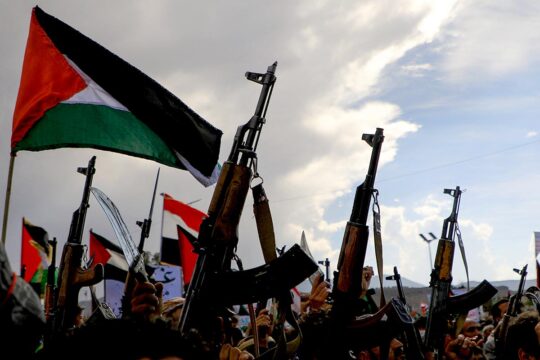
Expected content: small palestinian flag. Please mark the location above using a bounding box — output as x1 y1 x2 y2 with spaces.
89 230 128 282
12 6 222 186
21 217 50 282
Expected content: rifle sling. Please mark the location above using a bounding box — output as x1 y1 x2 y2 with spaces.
455 224 470 290
252 183 277 263
372 191 386 307
252 182 303 358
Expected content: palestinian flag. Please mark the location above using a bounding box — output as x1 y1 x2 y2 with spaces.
21 217 50 282
89 230 128 282
160 193 206 285
12 6 222 186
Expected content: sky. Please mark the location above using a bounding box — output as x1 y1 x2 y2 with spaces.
1 0 540 289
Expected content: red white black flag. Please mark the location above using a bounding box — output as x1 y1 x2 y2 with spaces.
160 193 206 286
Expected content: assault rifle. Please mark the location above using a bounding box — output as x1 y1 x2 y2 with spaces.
179 62 317 353
496 264 527 356
325 128 384 357
385 266 426 359
53 156 104 335
121 168 160 317
347 298 425 359
386 266 406 306
423 186 497 359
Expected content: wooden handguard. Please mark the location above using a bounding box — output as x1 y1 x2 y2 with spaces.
207 162 252 244
433 239 455 282
336 223 369 296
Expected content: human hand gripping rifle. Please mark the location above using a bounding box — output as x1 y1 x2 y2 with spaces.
179 62 317 352
423 186 497 359
53 156 104 335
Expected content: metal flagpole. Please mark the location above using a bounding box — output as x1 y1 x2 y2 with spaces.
1 154 16 244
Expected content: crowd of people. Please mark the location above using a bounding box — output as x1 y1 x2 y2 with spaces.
2 237 540 359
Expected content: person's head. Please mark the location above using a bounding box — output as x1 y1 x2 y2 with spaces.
357 338 405 360
74 304 85 327
491 298 510 323
361 266 374 294
461 319 482 340
505 311 540 360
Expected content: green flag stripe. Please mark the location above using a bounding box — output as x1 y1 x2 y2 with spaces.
14 103 178 167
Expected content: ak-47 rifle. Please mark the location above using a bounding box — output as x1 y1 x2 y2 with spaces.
178 62 278 343
324 128 384 357
121 168 160 317
423 186 497 359
386 266 406 306
53 156 104 335
385 266 425 359
496 264 527 356
179 62 318 352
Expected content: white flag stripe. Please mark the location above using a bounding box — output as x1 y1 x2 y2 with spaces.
108 249 129 271
63 57 129 111
162 210 199 240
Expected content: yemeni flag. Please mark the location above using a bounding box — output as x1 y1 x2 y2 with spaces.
89 230 128 282
12 6 222 186
21 217 50 282
160 193 206 285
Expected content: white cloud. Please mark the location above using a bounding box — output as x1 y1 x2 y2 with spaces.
439 1 540 82
401 63 433 77
526 131 538 138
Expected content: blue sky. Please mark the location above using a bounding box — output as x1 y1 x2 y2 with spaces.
1 1 539 290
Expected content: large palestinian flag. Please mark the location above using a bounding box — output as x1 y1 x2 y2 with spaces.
12 6 222 186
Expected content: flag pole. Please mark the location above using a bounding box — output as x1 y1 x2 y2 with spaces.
1 154 16 244
159 193 166 264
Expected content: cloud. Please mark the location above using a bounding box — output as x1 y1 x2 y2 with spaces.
439 1 540 82
526 131 538 138
400 63 433 77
